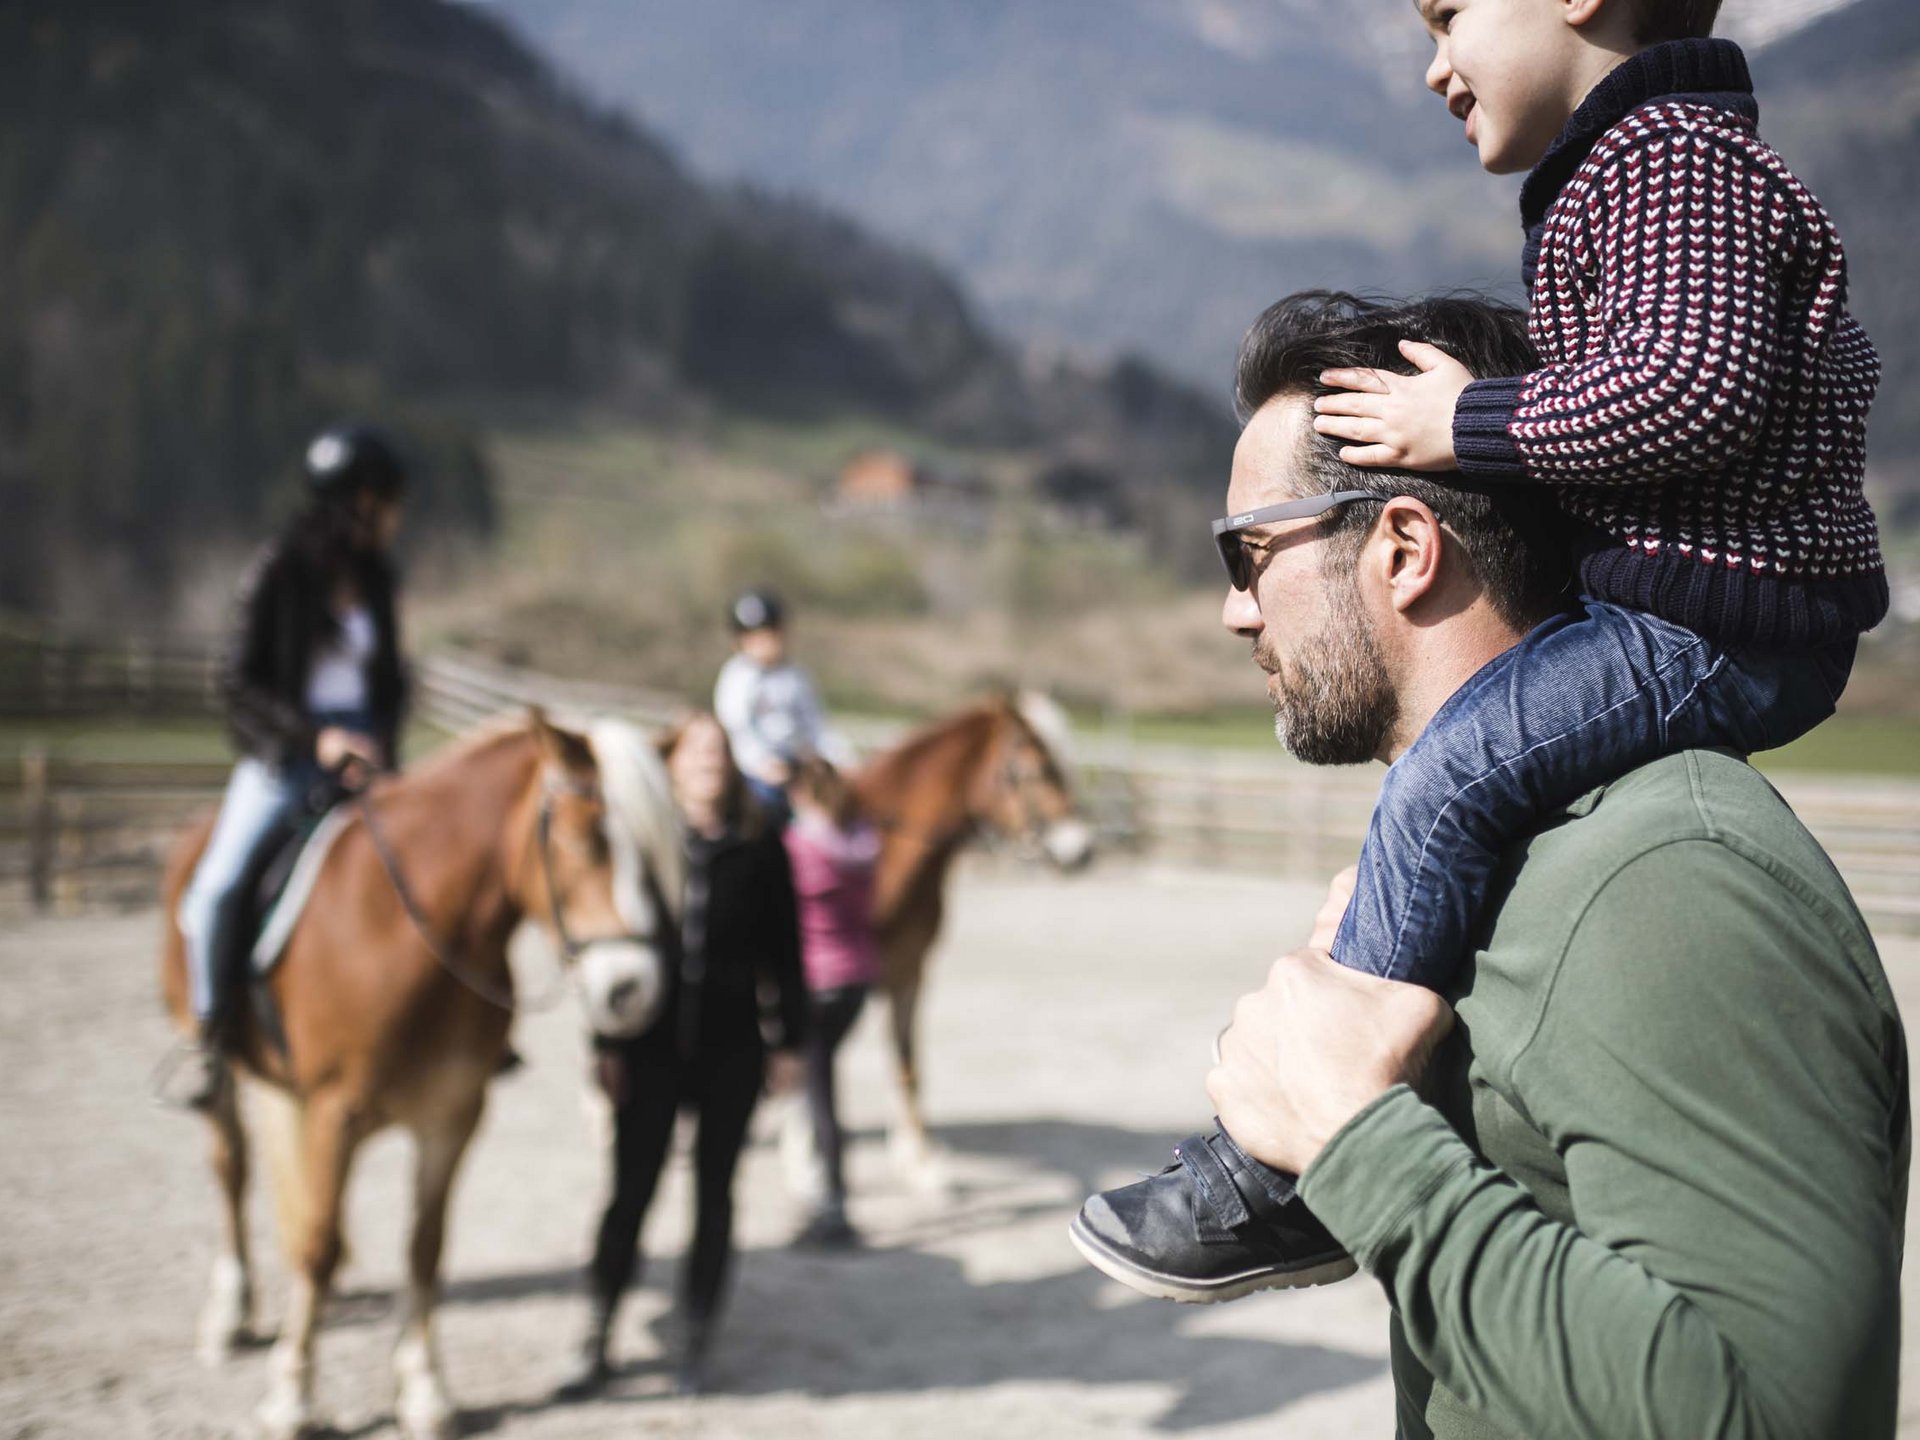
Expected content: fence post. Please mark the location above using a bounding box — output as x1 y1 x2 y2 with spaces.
24 748 52 913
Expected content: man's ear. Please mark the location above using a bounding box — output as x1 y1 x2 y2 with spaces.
1375 497 1446 615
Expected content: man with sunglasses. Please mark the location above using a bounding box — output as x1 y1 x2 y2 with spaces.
1071 292 1905 1438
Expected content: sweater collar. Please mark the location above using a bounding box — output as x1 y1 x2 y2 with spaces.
1518 38 1756 230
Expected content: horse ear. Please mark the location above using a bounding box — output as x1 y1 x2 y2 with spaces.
529 707 597 776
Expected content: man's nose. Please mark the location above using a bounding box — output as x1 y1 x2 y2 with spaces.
1222 583 1262 636
1425 43 1451 97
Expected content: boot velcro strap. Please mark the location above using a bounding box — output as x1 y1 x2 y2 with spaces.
1175 1132 1251 1242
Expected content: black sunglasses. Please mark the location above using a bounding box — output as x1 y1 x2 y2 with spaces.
1210 490 1386 591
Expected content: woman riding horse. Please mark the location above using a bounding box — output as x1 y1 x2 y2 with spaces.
562 711 809 1399
162 712 673 1439
175 423 408 1105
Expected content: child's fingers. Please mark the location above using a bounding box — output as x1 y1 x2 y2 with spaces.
1313 413 1384 444
1312 390 1385 417
1319 366 1391 393
1337 443 1404 467
1398 340 1460 374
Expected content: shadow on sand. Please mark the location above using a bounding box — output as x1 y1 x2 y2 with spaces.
409 1115 1382 1434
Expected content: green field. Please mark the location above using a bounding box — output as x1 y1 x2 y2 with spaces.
4 708 1914 778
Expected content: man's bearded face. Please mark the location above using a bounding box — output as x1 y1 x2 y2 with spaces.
1254 558 1397 766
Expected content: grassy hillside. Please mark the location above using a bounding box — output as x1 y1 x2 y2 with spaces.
2 0 1235 624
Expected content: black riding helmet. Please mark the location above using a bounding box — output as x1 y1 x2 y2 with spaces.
728 589 786 634
304 424 407 503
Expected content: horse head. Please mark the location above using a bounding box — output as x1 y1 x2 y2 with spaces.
976 691 1096 872
519 711 669 1039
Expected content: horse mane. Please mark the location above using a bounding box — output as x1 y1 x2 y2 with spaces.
1013 690 1076 778
859 700 1000 790
405 712 538 779
588 718 687 925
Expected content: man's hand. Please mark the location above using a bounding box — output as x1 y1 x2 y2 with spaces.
1312 341 1473 471
1207 948 1454 1176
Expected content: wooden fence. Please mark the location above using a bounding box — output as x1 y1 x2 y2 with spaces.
0 626 219 717
4 639 1917 935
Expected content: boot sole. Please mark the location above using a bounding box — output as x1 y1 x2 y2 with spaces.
1067 1210 1357 1304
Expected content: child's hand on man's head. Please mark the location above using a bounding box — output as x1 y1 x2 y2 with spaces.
1313 340 1473 472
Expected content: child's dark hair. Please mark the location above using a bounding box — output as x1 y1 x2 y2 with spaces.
1626 0 1721 43
791 756 864 830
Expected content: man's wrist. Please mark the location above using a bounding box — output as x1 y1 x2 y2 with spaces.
1298 1084 1475 1267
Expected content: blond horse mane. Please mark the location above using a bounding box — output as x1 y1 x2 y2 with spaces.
1013 690 1076 780
588 718 686 926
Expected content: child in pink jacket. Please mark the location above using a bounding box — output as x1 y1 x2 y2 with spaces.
783 757 881 1247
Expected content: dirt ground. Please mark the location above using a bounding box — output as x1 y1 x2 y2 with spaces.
3 864 1918 1440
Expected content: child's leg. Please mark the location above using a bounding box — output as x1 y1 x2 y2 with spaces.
1069 605 1853 1306
1332 601 1847 985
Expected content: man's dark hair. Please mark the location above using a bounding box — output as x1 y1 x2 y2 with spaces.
1233 290 1574 630
1625 0 1721 43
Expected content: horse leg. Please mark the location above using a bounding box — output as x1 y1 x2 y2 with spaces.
196 1078 255 1366
392 1094 485 1440
257 1088 364 1440
886 972 930 1171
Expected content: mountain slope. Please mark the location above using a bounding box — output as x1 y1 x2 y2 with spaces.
491 0 1915 477
1 0 1235 615
1753 0 1920 494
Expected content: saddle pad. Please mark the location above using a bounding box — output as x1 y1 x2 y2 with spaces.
251 805 354 975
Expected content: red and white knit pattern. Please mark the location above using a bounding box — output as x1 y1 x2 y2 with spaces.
1514 100 1883 584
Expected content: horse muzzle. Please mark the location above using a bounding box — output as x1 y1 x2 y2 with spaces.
575 940 666 1039
1042 818 1096 872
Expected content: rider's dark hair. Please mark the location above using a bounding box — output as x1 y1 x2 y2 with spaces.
1232 290 1575 630
282 494 393 644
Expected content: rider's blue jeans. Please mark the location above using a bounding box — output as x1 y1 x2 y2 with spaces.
1330 599 1855 983
177 709 370 1025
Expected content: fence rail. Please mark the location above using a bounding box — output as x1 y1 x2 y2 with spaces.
4 638 1917 935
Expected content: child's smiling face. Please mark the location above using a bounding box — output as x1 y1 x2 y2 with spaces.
1418 0 1596 175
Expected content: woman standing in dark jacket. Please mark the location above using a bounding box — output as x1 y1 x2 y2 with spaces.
174 425 408 1104
563 711 808 1399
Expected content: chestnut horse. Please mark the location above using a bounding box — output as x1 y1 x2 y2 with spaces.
852 692 1094 1166
158 713 677 1440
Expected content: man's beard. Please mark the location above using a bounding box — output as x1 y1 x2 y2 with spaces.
1258 590 1397 766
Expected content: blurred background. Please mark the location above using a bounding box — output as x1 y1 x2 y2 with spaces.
5 5 1919 1437
3 0 1915 754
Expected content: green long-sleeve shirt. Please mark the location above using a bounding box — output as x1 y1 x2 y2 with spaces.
1299 750 1909 1439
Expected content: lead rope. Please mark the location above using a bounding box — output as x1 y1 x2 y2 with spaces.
356 791 570 1014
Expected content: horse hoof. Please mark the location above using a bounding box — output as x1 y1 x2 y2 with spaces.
396 1373 457 1440
196 1324 251 1369
198 1260 253 1367
396 1396 457 1440
253 1392 312 1440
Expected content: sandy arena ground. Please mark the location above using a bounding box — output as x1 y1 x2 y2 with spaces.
3 863 1918 1439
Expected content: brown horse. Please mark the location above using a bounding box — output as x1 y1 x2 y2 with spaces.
852 692 1093 1167
158 712 676 1440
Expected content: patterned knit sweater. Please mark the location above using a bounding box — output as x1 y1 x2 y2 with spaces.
1451 39 1887 648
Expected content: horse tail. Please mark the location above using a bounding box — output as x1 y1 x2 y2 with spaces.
589 718 686 925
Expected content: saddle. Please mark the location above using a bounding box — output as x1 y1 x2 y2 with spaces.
208 778 355 1057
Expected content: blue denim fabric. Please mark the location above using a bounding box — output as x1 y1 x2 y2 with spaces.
177 708 372 1022
1331 599 1854 984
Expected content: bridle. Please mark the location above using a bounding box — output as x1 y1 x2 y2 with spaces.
355 767 654 1014
532 770 658 964
873 722 1068 859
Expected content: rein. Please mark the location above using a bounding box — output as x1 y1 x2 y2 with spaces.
354 773 634 1015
